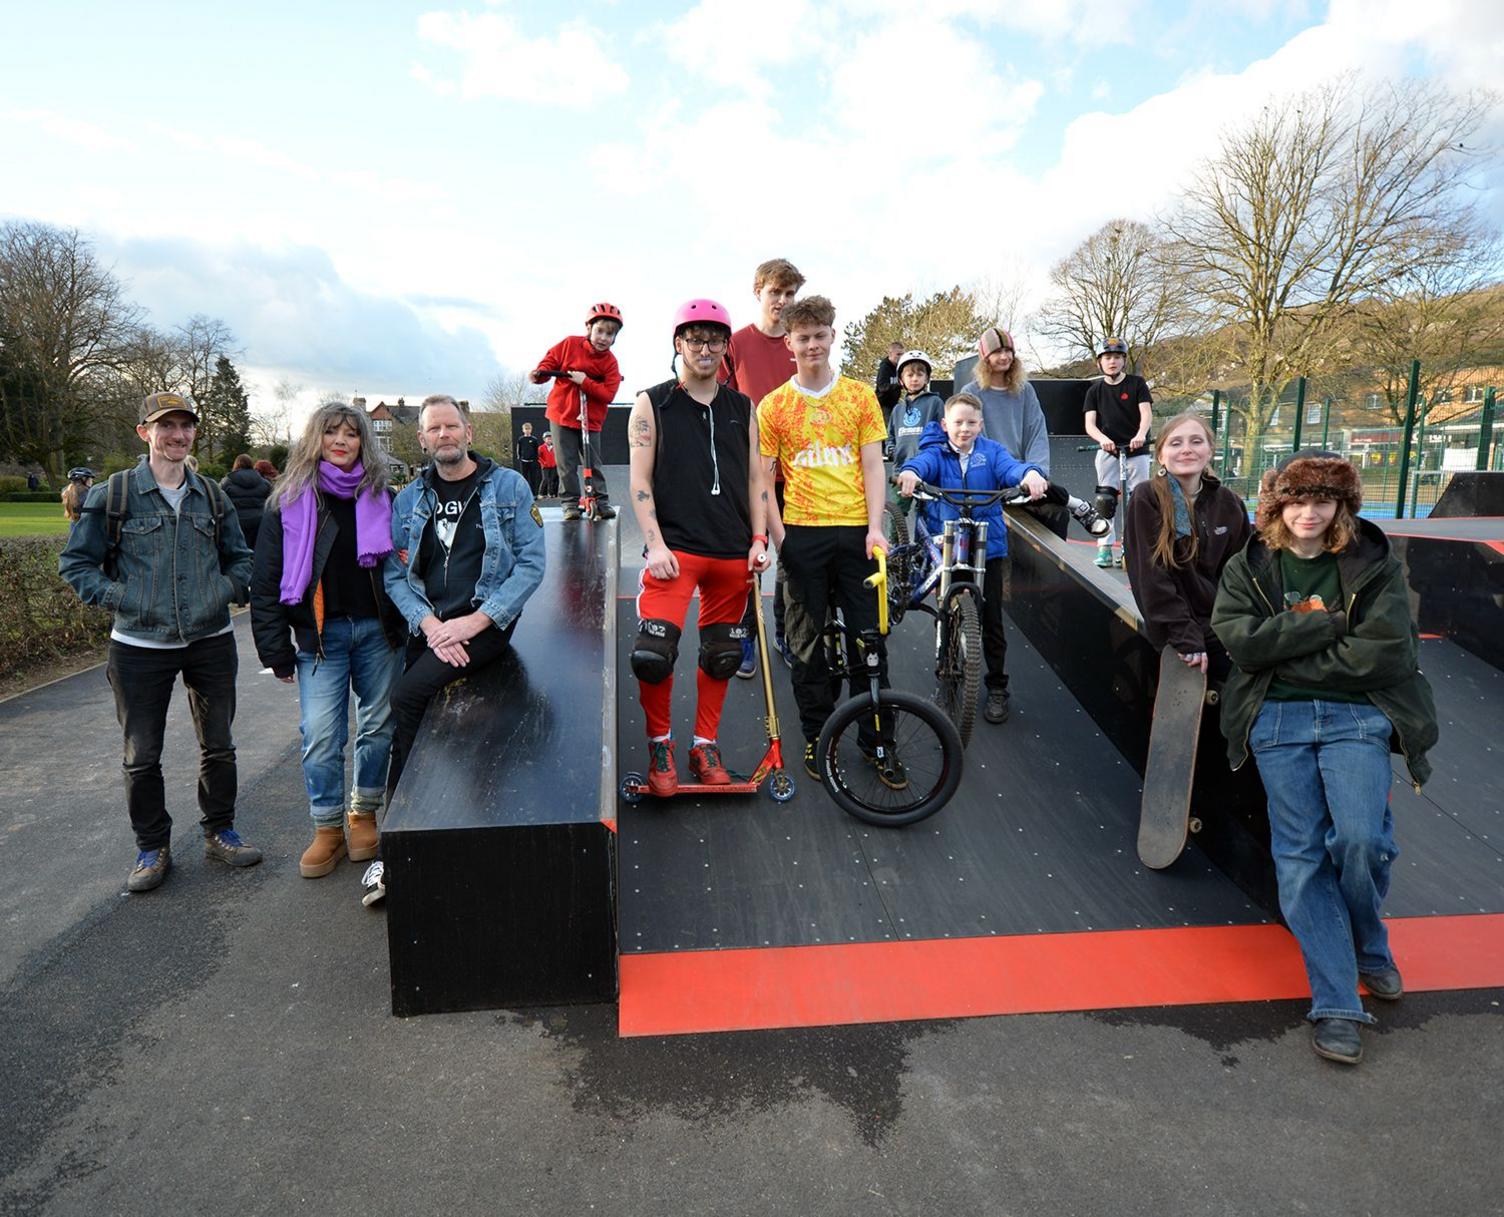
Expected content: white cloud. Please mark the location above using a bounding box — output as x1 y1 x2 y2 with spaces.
4 108 137 154
660 0 821 96
415 9 629 108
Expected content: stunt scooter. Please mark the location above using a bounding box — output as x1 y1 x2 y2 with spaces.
537 368 610 520
619 572 796 804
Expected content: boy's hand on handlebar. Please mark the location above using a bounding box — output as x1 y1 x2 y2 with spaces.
644 543 680 581
748 538 768 571
864 528 887 559
1099 438 1118 455
1020 470 1049 501
567 370 587 386
529 368 550 384
896 470 920 497
1129 433 1147 452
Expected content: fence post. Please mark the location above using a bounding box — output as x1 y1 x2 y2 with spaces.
1410 397 1430 518
1478 387 1496 472
1321 397 1332 450
1210 389 1221 433
1291 377 1307 452
1394 360 1422 519
1221 404 1234 479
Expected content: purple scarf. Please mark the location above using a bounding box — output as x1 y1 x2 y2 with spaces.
279 461 393 606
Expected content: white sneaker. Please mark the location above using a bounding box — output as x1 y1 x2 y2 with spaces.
360 861 385 907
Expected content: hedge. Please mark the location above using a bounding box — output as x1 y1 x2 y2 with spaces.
0 536 111 680
4 491 65 503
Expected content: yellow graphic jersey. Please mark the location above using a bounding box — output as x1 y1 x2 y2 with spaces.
757 376 886 526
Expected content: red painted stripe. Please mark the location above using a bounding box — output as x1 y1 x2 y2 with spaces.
618 914 1504 1037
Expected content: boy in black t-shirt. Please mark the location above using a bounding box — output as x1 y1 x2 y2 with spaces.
1083 338 1153 568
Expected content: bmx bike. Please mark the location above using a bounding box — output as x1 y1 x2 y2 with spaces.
880 480 1024 746
812 549 964 827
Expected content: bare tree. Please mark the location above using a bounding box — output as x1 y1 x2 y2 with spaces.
1162 79 1492 450
0 221 142 476
1035 219 1188 374
250 376 300 449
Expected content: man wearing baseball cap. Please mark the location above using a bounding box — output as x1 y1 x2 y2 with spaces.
60 391 260 893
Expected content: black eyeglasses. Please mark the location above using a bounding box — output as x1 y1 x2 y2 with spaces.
681 336 728 352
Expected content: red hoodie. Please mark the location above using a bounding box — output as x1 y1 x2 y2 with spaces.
534 334 622 432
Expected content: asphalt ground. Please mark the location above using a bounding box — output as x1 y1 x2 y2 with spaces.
3 476 1503 1216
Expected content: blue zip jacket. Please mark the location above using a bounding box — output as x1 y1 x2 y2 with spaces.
385 457 546 633
59 457 253 643
898 421 1042 561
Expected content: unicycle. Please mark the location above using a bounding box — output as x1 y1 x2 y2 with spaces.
814 549 964 827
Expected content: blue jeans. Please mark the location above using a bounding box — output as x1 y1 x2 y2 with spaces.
1250 698 1399 1024
296 616 403 824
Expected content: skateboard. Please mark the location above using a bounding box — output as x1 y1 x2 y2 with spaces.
1137 646 1216 869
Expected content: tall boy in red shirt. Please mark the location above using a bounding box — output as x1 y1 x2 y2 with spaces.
531 302 625 520
722 257 804 675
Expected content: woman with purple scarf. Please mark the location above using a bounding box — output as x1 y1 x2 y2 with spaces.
250 402 407 880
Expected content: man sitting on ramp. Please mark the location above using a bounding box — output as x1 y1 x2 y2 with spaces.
627 299 770 796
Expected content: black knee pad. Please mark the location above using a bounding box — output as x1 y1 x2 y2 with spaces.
698 621 749 680
630 619 681 684
1093 485 1120 520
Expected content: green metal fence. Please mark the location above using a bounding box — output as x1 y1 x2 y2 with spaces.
1154 366 1500 519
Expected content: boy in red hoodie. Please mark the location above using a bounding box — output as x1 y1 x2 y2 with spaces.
531 302 625 520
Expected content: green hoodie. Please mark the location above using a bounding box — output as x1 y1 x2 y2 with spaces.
1211 517 1438 787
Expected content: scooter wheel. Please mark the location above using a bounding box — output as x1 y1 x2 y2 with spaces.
768 771 797 803
619 773 645 805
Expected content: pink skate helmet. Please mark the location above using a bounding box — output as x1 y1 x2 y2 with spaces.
672 298 733 337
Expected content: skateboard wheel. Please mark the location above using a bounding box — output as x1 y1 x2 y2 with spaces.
1188 816 1203 834
1205 688 1219 706
619 773 645 805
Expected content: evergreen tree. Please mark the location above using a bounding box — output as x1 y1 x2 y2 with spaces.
200 355 253 461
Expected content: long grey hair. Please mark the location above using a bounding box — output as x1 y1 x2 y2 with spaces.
278 399 390 507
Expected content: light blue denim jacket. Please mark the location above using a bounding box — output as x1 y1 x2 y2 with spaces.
384 457 546 633
59 458 253 643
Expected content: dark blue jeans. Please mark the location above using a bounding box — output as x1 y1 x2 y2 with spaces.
1250 698 1398 1023
107 632 239 850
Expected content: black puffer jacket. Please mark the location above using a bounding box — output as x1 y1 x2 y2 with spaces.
222 468 272 544
250 491 406 678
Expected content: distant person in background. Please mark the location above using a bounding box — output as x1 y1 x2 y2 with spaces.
254 458 280 481
514 421 542 495
538 434 558 498
222 454 272 550
27 470 40 491
1084 338 1154 569
61 467 95 526
875 341 904 416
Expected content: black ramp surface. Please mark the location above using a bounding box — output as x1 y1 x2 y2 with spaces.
617 595 1266 954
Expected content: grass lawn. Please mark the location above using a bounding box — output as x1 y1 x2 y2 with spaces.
0 502 71 538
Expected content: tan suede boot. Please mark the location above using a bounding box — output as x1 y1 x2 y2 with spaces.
346 811 379 862
300 826 347 878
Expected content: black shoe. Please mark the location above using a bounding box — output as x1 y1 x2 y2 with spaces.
803 742 820 781
984 688 1011 724
1311 1017 1363 1065
1361 967 1404 1001
562 505 582 521
127 845 171 893
1070 498 1111 538
864 745 909 790
593 503 617 520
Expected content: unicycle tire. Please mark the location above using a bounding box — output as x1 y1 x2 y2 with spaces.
816 689 963 827
934 590 982 747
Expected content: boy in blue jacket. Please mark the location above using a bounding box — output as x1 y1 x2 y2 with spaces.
897 392 1105 724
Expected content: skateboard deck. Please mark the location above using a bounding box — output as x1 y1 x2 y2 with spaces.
1138 647 1212 869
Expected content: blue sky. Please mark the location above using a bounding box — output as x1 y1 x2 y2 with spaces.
4 1 1500 419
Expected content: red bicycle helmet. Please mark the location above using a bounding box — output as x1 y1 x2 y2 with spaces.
672 298 733 337
585 301 623 329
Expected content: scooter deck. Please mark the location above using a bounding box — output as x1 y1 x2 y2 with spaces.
1137 647 1209 869
631 782 763 798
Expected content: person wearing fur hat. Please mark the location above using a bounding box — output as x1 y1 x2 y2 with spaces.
1211 450 1438 1066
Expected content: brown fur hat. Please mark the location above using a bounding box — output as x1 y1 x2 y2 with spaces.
1255 450 1362 531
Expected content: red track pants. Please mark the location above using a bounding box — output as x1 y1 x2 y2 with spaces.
636 552 749 741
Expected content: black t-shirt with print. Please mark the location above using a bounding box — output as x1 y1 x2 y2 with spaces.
1265 549 1366 704
1084 374 1153 445
417 464 488 620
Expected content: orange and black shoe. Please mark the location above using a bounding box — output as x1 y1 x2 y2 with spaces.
647 738 678 797
688 742 732 785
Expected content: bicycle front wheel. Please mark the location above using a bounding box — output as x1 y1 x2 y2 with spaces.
934 589 983 747
817 689 964 827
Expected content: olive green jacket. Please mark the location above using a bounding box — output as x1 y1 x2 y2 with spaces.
1210 518 1438 787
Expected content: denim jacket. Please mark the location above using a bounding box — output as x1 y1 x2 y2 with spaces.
384 457 546 633
59 458 253 643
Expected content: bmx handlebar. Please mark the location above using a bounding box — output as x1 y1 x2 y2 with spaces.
892 476 1025 507
864 547 889 636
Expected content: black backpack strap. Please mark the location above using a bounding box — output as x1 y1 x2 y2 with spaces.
103 470 131 576
200 473 228 545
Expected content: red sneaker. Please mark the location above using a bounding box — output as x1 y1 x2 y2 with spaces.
688 742 732 785
647 739 678 797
